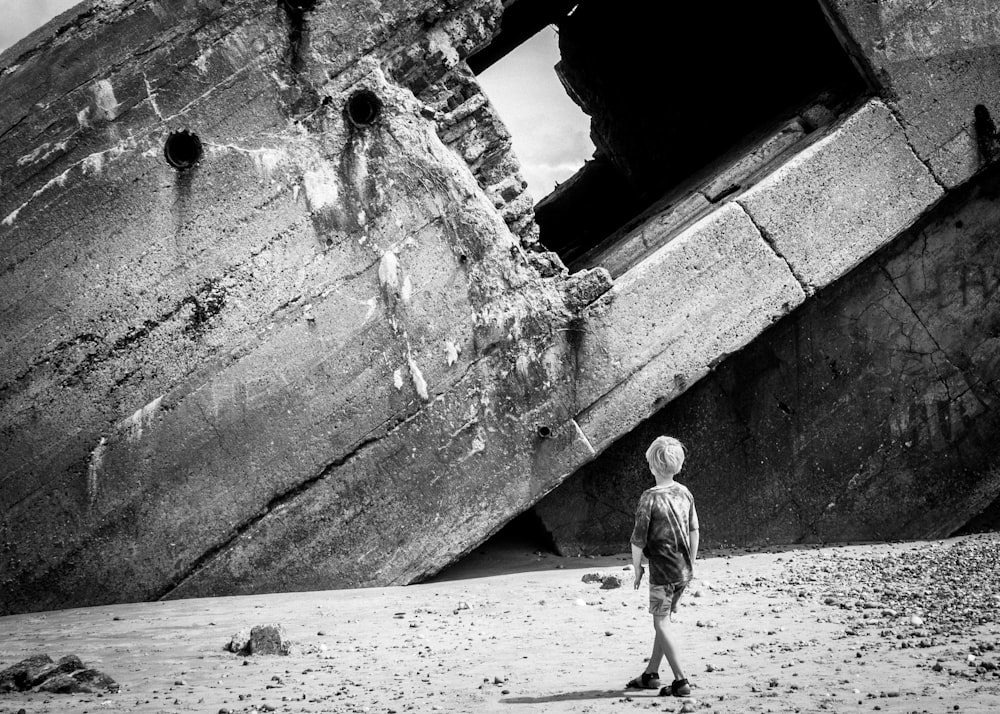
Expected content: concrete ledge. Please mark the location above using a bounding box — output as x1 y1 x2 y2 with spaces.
738 99 944 294
701 119 805 202
592 193 709 279
574 202 805 452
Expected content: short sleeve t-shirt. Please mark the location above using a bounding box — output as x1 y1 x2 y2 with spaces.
630 481 699 587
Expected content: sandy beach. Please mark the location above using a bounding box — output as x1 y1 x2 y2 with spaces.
2 533 998 714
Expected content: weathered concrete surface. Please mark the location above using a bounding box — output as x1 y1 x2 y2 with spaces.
535 164 1000 554
1 0 599 612
823 0 1000 188
739 99 944 294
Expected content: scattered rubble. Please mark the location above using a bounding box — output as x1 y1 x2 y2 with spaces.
745 536 1000 684
581 572 623 589
0 654 118 694
600 575 623 590
806 537 999 638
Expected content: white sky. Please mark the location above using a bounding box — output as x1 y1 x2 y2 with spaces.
477 26 594 199
0 0 81 54
1 4 593 201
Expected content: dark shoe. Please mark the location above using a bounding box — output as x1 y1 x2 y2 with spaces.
659 678 691 697
625 671 661 689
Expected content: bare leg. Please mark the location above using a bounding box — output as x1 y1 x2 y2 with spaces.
652 615 685 681
644 637 663 675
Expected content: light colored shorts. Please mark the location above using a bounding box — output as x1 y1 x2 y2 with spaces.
649 582 687 617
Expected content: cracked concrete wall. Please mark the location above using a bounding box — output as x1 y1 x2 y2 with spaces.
822 0 1000 188
535 162 1000 553
738 100 943 294
572 203 806 454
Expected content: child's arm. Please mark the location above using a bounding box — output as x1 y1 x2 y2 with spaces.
631 543 645 589
630 493 652 589
689 499 700 565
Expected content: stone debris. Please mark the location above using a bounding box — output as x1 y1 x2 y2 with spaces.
599 575 623 590
560 267 613 311
750 535 1000 685
581 572 623 589
226 624 290 656
226 627 251 654
0 654 118 694
807 538 998 640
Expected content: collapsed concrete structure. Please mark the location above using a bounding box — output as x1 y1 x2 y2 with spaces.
0 0 997 615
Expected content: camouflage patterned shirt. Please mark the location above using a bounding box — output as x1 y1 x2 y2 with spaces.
630 481 699 587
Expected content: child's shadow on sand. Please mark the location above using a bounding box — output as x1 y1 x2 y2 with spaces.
502 689 634 703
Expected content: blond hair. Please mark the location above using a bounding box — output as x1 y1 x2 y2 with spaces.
645 436 686 476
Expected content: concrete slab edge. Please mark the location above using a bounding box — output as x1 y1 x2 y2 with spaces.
571 203 806 456
565 99 954 460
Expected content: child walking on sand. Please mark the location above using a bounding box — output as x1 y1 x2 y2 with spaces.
625 436 700 697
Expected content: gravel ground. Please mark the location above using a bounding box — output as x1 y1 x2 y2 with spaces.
0 533 997 714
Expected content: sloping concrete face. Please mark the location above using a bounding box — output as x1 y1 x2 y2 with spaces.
535 163 1000 553
1 0 600 613
573 204 805 453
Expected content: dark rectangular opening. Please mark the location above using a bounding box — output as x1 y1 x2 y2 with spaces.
471 0 871 274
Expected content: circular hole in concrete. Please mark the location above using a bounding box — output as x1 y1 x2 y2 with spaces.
345 90 382 128
537 425 553 439
164 130 203 170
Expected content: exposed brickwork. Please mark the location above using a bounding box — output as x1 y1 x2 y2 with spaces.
419 64 538 246
383 3 539 249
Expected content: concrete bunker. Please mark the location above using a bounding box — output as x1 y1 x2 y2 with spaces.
2 0 997 612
